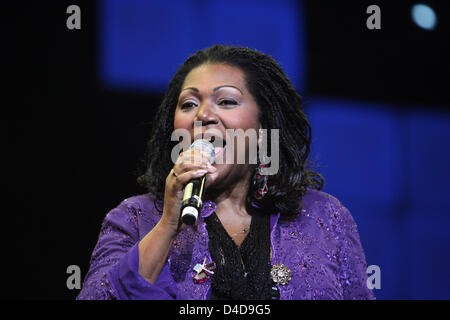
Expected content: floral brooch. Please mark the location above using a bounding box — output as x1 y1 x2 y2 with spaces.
193 258 216 284
270 264 292 285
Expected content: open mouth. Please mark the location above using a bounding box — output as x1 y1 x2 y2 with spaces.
206 136 226 159
192 133 227 161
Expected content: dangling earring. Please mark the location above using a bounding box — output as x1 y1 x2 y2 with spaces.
254 161 269 199
254 128 268 199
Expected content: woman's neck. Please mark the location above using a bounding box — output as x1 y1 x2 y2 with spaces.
206 165 253 217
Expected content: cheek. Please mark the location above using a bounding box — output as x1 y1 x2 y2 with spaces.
224 107 260 130
173 111 192 130
221 107 260 163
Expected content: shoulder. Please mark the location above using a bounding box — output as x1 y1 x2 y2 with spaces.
301 188 344 209
104 193 163 228
298 189 357 233
115 193 162 214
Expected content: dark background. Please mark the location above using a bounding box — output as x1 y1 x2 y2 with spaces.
5 0 450 299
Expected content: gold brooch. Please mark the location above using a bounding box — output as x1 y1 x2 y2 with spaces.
270 264 292 285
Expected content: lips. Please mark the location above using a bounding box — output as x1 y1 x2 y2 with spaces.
210 136 226 160
192 132 226 161
214 145 225 158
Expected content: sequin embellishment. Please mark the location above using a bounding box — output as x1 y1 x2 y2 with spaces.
270 264 292 285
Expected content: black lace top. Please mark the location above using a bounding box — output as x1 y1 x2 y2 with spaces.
205 207 280 300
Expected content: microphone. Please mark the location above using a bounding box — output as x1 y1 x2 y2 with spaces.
180 139 216 225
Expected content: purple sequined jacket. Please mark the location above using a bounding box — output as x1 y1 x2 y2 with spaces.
77 189 375 300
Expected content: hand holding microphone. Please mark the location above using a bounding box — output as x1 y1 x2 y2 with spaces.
161 139 216 234
180 139 216 225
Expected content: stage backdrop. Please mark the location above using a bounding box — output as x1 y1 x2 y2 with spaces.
97 0 450 299
6 0 449 299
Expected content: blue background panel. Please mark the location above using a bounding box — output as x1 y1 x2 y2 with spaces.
355 205 410 300
406 111 450 299
306 99 450 299
305 98 400 205
100 0 196 91
406 110 450 206
409 213 450 299
100 0 305 92
97 0 450 299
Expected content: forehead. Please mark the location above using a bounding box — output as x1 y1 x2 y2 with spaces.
182 63 246 91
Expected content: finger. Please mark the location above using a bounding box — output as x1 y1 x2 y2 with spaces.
171 169 208 187
205 170 219 185
177 152 214 169
174 158 208 173
179 149 213 164
172 163 216 181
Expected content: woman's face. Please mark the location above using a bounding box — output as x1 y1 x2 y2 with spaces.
174 63 261 187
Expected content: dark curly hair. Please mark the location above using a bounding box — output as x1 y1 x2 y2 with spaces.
138 45 324 218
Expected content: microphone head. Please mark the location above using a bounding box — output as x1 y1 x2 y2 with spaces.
189 139 216 164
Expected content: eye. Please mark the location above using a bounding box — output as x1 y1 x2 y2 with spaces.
180 101 197 109
218 99 238 106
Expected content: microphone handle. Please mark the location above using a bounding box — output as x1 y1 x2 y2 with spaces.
180 174 207 225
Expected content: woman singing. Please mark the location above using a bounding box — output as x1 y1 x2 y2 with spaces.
77 45 375 300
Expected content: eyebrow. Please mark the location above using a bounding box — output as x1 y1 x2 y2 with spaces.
181 85 243 95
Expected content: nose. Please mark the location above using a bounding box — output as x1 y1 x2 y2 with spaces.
195 101 219 127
